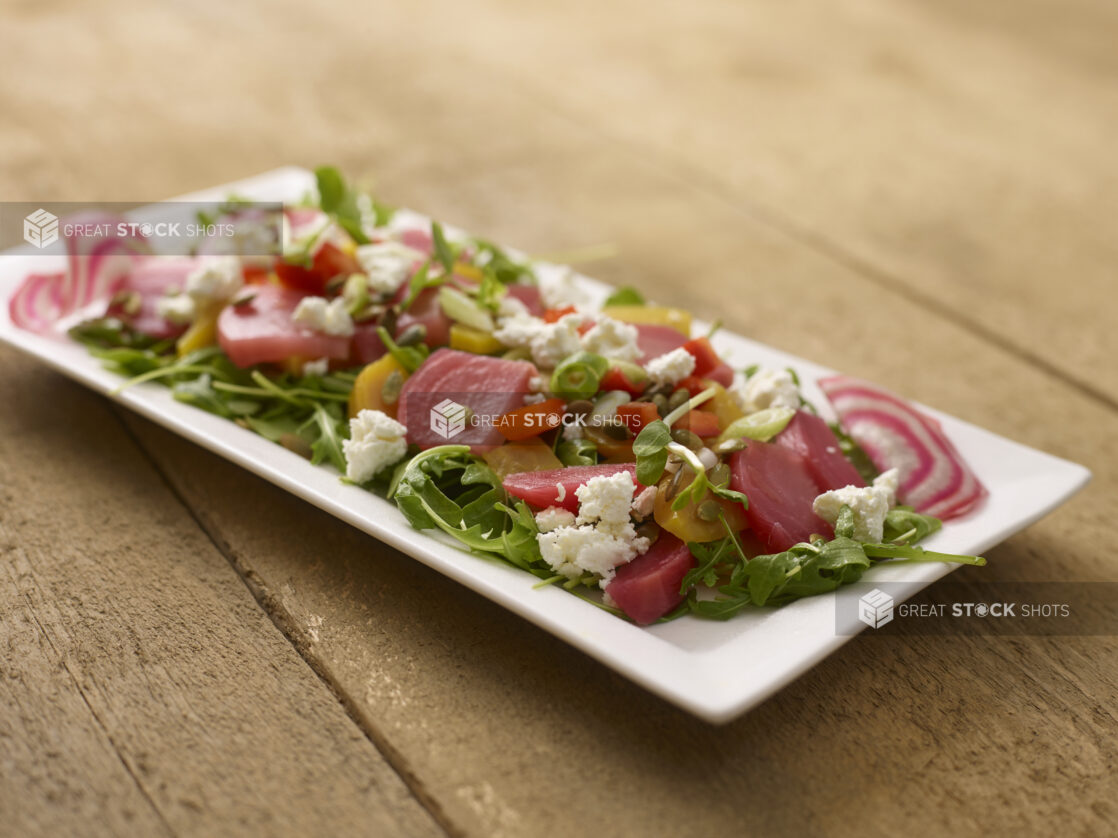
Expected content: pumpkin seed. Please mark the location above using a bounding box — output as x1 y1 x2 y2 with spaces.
565 399 594 416
697 499 721 521
709 463 731 488
635 519 661 542
603 422 630 440
396 323 426 346
665 463 690 501
652 393 669 418
381 370 404 405
667 388 690 412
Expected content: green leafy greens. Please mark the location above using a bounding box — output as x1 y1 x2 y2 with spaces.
683 504 984 618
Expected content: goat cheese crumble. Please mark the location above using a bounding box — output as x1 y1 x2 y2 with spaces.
291 295 356 337
539 268 587 310
536 472 650 586
534 506 576 533
731 368 800 414
354 240 425 295
494 312 586 368
812 468 901 543
581 316 641 362
156 256 244 325
301 357 330 377
645 347 696 387
342 409 408 483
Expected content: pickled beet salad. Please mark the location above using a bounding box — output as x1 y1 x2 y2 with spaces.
11 168 988 625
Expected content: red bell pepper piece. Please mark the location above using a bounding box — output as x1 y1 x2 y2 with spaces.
600 366 647 397
681 336 724 378
616 401 661 433
672 409 720 438
497 397 566 441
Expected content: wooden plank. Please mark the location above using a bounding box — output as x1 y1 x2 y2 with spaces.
0 351 444 838
121 141 1118 837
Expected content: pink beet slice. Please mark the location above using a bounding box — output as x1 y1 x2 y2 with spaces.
504 283 544 316
704 362 734 387
730 441 833 553
634 323 689 364
108 257 201 339
819 375 988 521
397 348 537 453
217 284 350 368
351 321 387 364
503 463 639 513
395 286 452 348
606 533 694 626
774 411 865 492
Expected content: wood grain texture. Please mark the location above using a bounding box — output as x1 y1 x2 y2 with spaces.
0 351 444 837
2 0 1116 834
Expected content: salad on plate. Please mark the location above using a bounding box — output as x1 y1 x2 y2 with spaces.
9 167 989 626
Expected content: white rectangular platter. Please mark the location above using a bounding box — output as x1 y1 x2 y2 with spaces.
0 167 1092 723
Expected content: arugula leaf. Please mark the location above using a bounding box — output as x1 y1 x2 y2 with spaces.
881 506 942 545
471 238 537 285
376 326 429 373
431 221 456 275
603 287 645 306
391 445 556 577
173 373 258 418
314 165 370 244
556 437 598 467
69 317 165 351
475 273 505 312
686 529 984 617
306 403 348 473
401 260 445 311
829 421 878 484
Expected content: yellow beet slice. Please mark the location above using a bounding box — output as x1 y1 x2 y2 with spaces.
601 305 691 337
348 354 408 419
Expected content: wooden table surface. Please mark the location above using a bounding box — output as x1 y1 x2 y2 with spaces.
2 1 1116 835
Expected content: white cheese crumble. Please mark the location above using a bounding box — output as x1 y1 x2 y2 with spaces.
731 368 800 414
494 309 588 367
536 472 650 586
581 316 641 362
354 241 425 295
492 313 542 348
156 292 197 325
812 468 901 543
496 295 531 321
302 357 330 377
539 268 587 310
535 506 576 533
156 256 244 325
342 409 408 483
185 256 243 303
645 347 696 387
291 295 355 337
